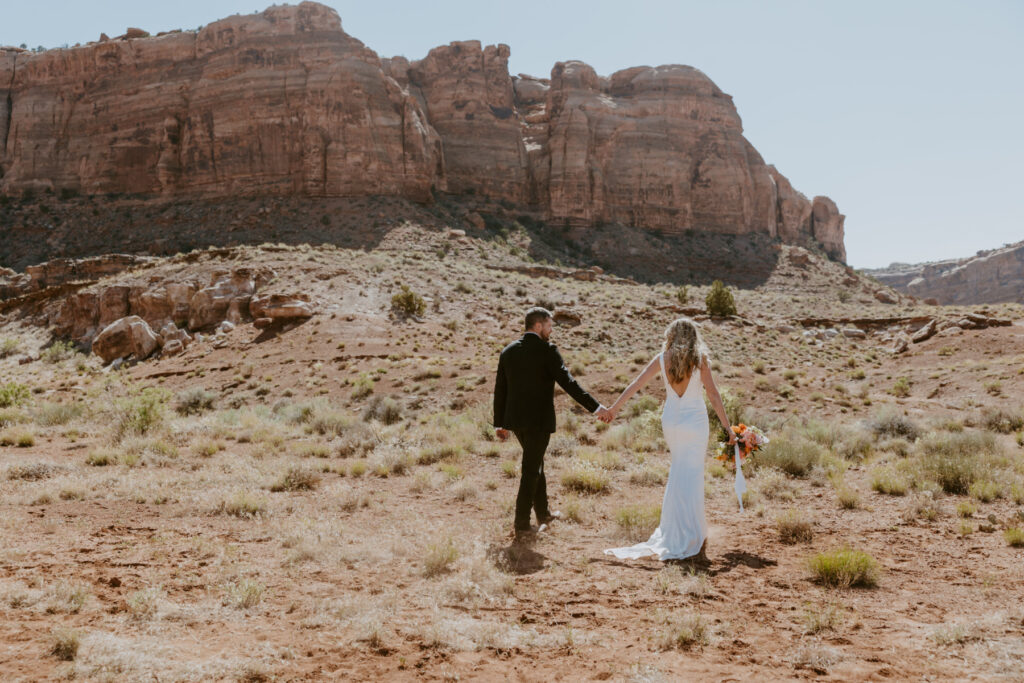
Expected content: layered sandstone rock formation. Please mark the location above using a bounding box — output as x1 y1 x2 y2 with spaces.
0 1 845 261
866 241 1024 305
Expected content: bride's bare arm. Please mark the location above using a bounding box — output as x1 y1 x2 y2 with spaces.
608 356 661 417
700 358 735 441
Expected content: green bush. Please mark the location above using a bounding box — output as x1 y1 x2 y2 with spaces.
705 280 736 317
175 387 216 416
980 406 1024 434
915 431 996 494
113 387 169 441
754 429 824 477
807 548 880 588
391 284 426 317
868 409 920 441
362 395 402 425
41 340 76 364
0 382 31 408
0 337 22 358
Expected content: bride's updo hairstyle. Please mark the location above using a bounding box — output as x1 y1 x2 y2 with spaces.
662 318 709 384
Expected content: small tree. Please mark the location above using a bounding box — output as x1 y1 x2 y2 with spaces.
391 284 426 318
705 280 736 317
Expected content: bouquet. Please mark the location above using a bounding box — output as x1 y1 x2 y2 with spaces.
715 424 769 470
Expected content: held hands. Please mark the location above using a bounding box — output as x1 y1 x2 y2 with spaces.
595 405 616 424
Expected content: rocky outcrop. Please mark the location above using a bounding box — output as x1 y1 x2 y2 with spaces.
865 241 1024 305
92 316 160 363
0 2 846 261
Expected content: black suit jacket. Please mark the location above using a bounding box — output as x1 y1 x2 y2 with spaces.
493 333 600 434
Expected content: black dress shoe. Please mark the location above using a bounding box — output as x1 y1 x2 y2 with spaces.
537 510 562 525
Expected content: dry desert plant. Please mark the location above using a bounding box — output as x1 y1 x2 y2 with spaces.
776 509 814 544
807 548 880 588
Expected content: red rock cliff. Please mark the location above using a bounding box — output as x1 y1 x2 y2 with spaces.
0 1 845 261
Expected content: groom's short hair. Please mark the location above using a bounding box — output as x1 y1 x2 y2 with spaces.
524 307 552 330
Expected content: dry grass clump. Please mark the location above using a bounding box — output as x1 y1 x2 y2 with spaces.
223 578 266 609
86 448 121 466
914 431 997 494
807 548 880 588
48 628 81 661
802 600 845 634
111 387 168 441
752 468 800 502
561 462 610 494
362 395 402 425
270 466 321 492
902 492 943 522
629 466 667 487
755 429 825 477
654 611 709 651
218 491 267 518
423 537 459 578
968 479 1002 502
870 466 909 496
6 462 59 480
614 504 661 541
776 509 814 544
836 486 860 509
979 405 1024 434
868 409 920 441
418 444 462 465
0 427 35 447
1005 527 1024 547
174 387 216 415
126 587 163 620
0 337 22 358
46 581 90 614
32 401 84 426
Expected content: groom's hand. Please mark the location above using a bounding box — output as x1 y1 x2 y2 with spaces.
595 405 613 423
495 428 510 442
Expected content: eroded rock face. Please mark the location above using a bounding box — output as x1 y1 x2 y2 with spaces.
0 2 846 261
865 241 1024 305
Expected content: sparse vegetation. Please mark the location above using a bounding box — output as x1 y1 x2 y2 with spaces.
705 280 736 317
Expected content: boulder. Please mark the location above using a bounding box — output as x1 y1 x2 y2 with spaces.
158 322 192 349
874 289 897 304
552 309 582 327
250 293 313 320
188 271 255 330
892 336 909 354
92 315 159 363
911 319 938 343
841 328 866 339
162 339 184 356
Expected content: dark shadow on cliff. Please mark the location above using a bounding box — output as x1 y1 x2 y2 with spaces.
0 192 810 288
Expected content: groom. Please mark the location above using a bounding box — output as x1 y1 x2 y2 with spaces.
494 307 611 536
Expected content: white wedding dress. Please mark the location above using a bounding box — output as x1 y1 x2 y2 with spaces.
605 352 709 561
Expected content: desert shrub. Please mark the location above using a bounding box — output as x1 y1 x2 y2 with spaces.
0 428 35 447
391 284 426 317
956 501 976 518
49 628 80 661
362 395 402 425
980 406 1024 434
423 537 458 577
630 466 667 487
0 409 27 428
547 433 578 458
655 612 709 651
86 449 118 466
0 382 31 408
32 401 84 426
0 337 22 358
270 466 321 492
836 487 860 509
309 404 358 437
7 462 58 480
968 480 1001 502
752 468 799 501
614 504 661 541
889 377 911 398
218 491 267 518
350 373 375 399
705 388 745 444
418 444 462 465
802 600 845 634
626 394 661 418
914 431 996 494
175 387 216 415
561 462 610 494
807 548 880 588
868 409 920 441
223 579 265 609
1005 527 1024 547
870 466 909 496
776 509 814 544
112 387 169 441
675 286 689 304
705 280 736 317
755 429 825 477
41 340 76 364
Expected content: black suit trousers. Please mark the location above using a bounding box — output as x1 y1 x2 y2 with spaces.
513 429 552 530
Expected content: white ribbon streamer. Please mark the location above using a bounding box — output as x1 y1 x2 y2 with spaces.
734 443 747 512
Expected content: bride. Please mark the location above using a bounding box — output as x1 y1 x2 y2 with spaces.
604 318 734 562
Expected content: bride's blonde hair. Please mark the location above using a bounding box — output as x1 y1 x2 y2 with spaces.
662 318 709 384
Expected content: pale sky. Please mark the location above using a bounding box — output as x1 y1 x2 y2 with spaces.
3 1 1022 268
